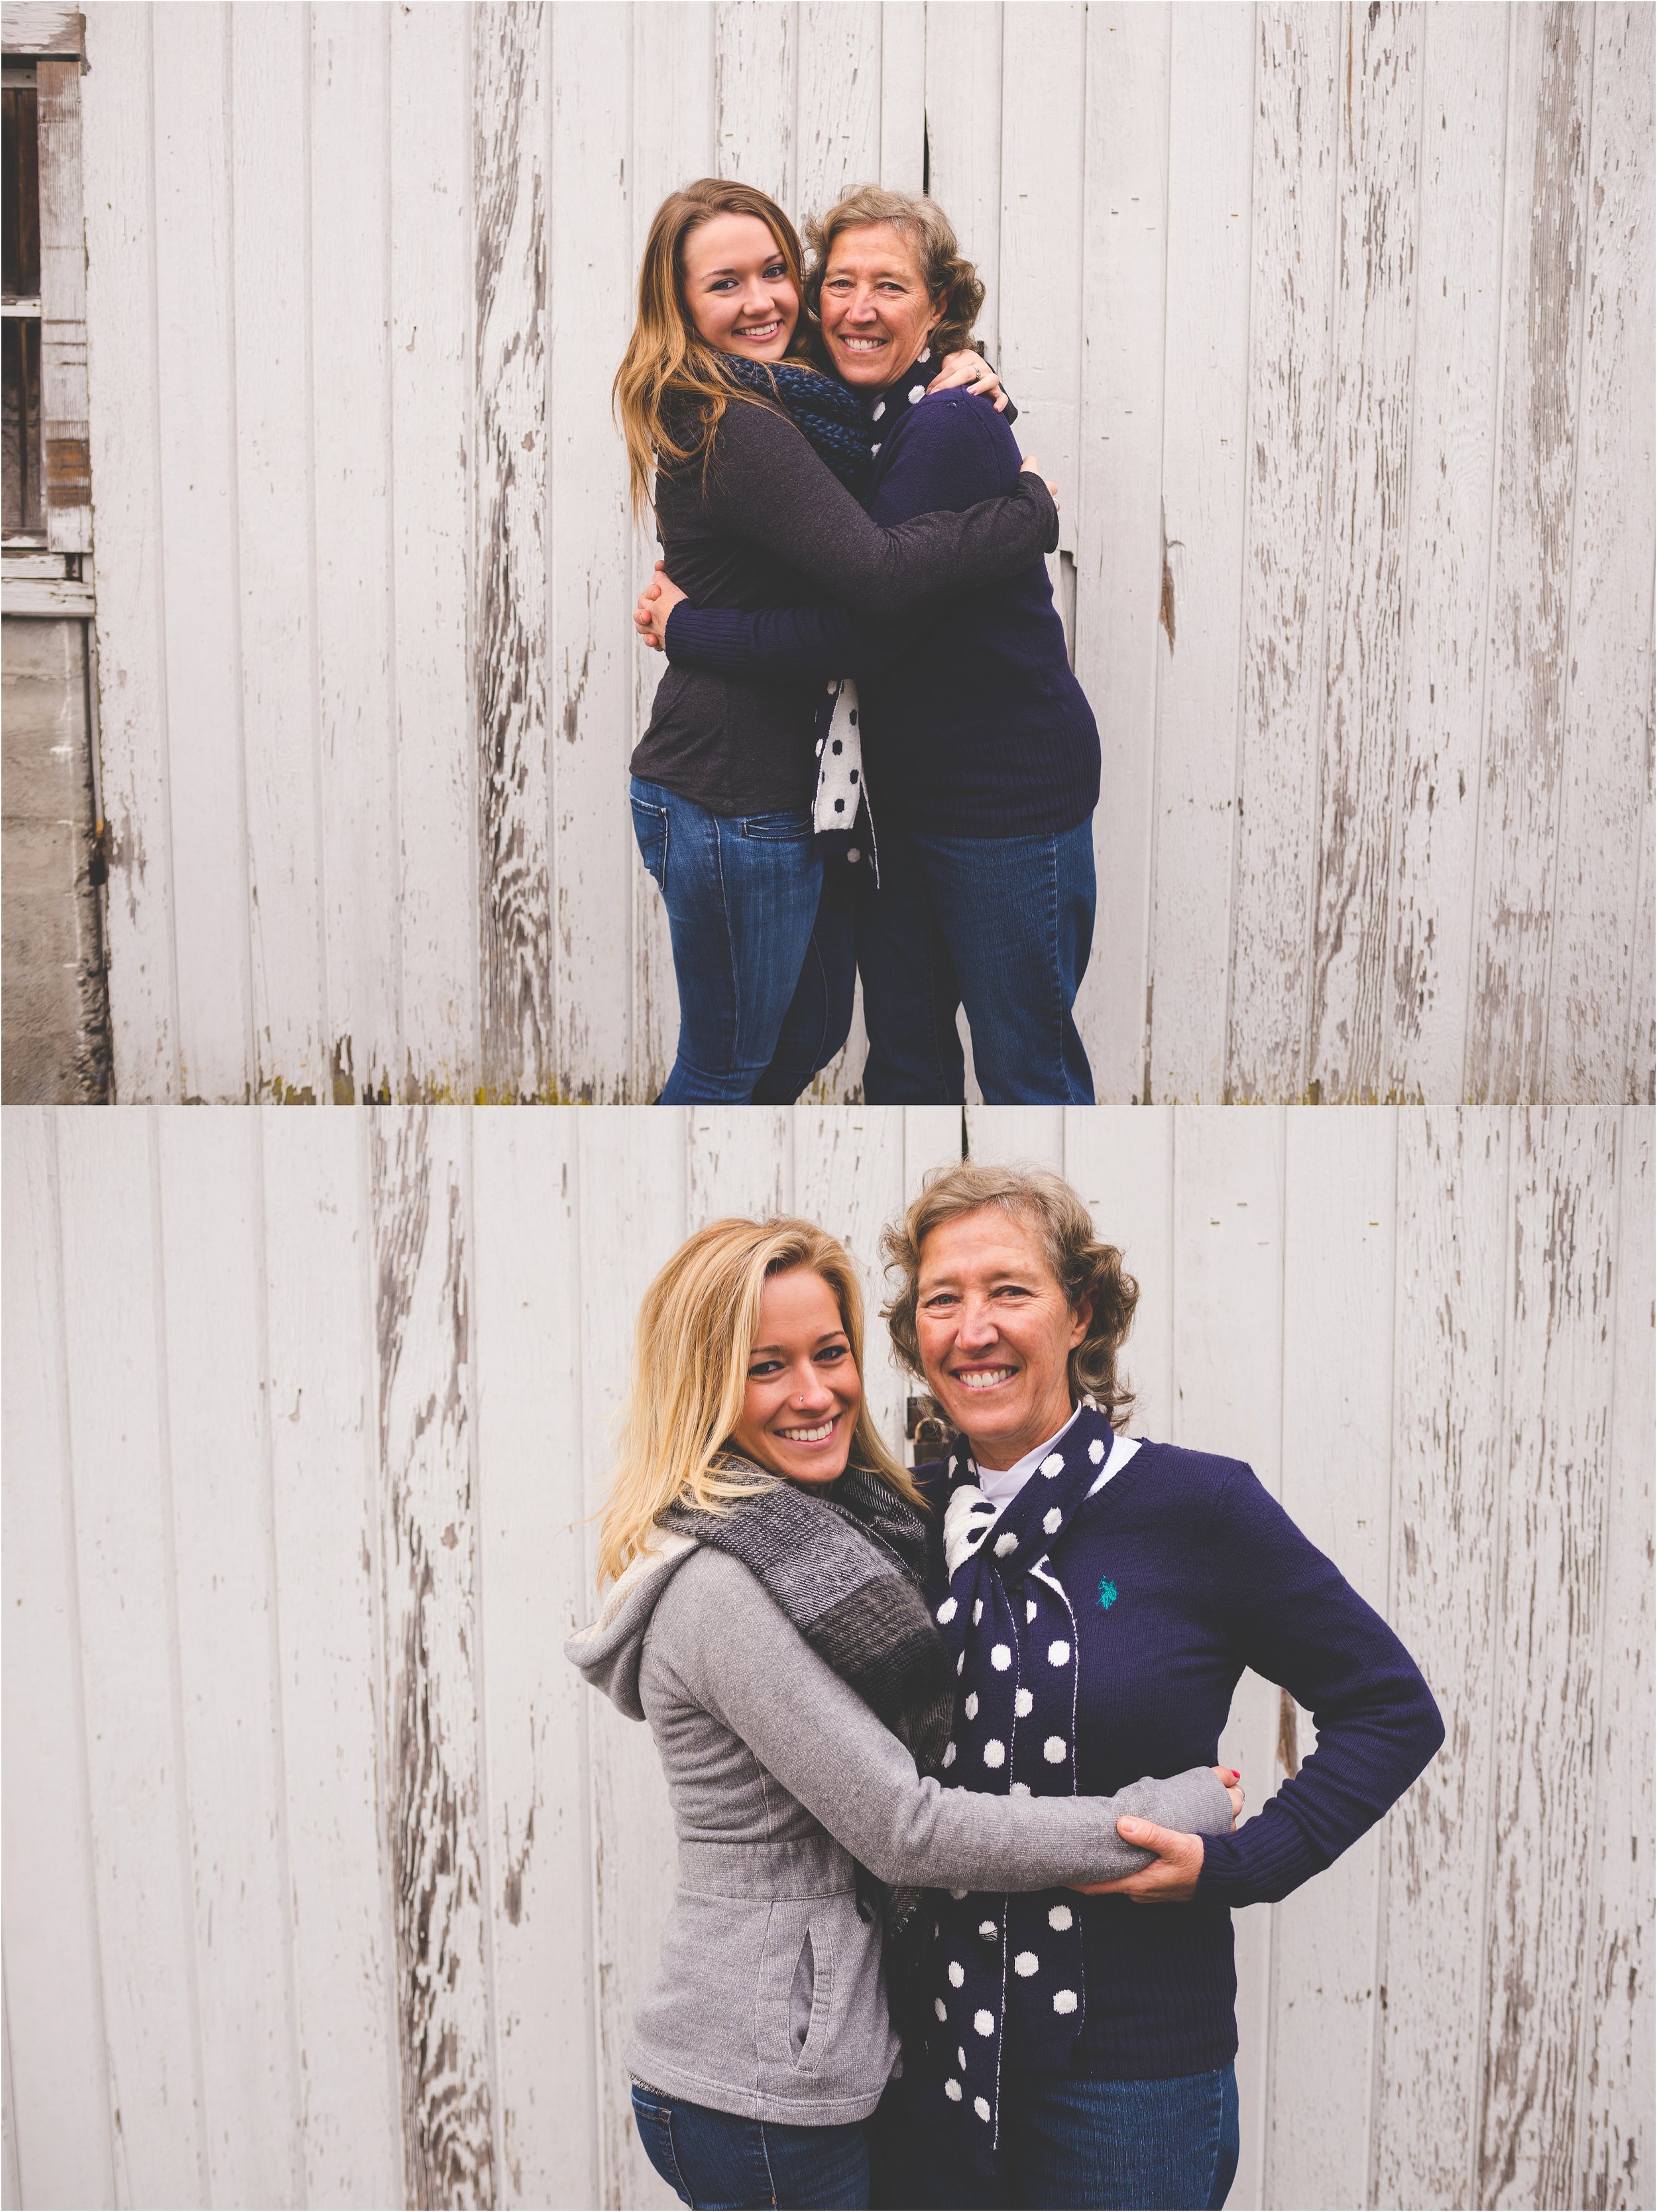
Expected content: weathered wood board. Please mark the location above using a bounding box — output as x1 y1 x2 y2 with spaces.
75 1 1651 1104
3 1104 1650 2208
369 1110 497 2205
475 3 551 1103
1373 1106 1513 2207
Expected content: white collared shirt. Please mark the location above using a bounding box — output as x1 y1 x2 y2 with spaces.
973 1404 1142 1508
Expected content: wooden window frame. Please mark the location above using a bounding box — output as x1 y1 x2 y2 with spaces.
3 3 90 565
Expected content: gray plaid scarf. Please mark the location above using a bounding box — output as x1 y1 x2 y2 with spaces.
661 1457 954 1936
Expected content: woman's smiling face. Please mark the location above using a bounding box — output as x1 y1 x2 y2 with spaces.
729 1267 862 1487
818 221 944 388
679 212 799 361
915 1208 1090 1472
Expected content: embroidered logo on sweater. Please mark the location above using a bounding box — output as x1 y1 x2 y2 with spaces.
1098 1577 1118 1611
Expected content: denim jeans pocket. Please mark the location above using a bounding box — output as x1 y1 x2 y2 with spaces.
738 807 813 843
631 2087 691 2206
630 796 671 890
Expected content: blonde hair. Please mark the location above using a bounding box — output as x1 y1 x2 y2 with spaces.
803 184 986 362
880 1162 1139 1428
614 177 824 519
598 1215 921 1586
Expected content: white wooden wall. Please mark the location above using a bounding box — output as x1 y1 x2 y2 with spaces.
3 1102 1649 2211
76 2 1654 1106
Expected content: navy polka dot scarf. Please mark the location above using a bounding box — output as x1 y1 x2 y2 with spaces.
918 1399 1118 2172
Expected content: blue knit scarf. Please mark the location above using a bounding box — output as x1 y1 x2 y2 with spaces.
917 1399 1119 2174
717 353 874 491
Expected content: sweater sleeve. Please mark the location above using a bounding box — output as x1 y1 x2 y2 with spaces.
663 599 913 683
699 397 1057 618
664 1552 1235 1893
1193 1464 1446 1909
662 393 1025 679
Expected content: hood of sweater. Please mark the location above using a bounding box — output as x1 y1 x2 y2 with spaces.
563 1533 699 1720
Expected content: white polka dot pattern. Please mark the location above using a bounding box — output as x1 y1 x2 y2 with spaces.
925 1401 1121 2137
945 2078 962 2101
935 1997 948 2020
936 1598 957 1624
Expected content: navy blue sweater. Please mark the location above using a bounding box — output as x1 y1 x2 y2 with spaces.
663 387 1101 840
913 1439 1444 2079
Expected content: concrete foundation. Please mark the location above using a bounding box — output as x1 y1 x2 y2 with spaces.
2 615 111 1101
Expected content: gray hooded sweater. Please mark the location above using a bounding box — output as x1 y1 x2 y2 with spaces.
565 1536 1235 2126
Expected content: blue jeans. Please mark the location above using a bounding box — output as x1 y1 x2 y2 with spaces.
632 2084 870 2209
856 818 1096 1103
630 778 848 1103
869 2065 1239 2211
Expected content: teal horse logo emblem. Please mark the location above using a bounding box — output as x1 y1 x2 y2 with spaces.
1098 1576 1118 1611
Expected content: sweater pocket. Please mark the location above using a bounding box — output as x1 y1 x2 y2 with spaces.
789 1929 818 2063
757 1901 836 2080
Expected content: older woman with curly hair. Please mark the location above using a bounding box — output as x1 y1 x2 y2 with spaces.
639 186 1100 1105
868 1161 1444 2211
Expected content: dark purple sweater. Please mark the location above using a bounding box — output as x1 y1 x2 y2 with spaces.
913 1439 1444 2079
663 388 1100 839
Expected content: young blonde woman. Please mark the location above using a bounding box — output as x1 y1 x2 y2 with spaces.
614 178 1058 1105
566 1216 1240 2212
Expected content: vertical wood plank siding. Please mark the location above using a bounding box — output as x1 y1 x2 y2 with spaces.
475 5 551 1102
5 1104 1647 2211
370 1112 497 2204
76 1 1653 1104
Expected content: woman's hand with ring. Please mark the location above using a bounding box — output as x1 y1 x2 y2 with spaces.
933 349 1009 412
